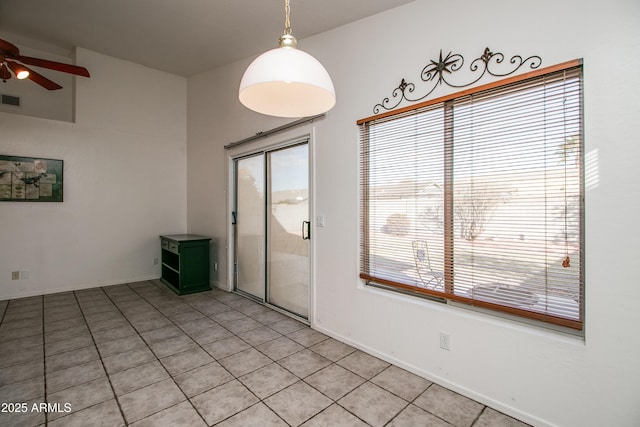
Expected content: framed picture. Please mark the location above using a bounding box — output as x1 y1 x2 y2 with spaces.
0 155 63 202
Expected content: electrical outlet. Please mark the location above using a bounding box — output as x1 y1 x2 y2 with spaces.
214 262 218 272
440 332 451 351
153 258 159 265
11 271 20 280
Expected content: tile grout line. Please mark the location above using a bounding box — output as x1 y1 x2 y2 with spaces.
175 289 388 426
95 284 190 425
70 288 129 426
259 341 441 427
0 299 8 324
470 405 489 426
316 337 486 426
201 297 368 426
133 283 303 426
18 290 343 425
183 307 305 426
41 295 48 426
301 361 392 427
131 282 293 426
122 281 217 426
52 285 305 426
8 283 499 427
0 298 47 426
250 342 381 427
2 287 527 427
281 333 470 426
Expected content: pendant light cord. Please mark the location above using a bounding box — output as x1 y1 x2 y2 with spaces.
284 0 292 35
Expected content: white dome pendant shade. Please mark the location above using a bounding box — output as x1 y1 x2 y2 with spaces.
238 1 335 118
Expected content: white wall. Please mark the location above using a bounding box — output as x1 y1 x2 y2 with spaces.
187 0 640 426
187 64 291 286
0 48 187 299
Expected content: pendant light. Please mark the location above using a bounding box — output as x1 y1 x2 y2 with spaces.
239 0 336 118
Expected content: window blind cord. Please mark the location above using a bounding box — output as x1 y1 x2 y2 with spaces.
543 76 550 296
562 71 571 268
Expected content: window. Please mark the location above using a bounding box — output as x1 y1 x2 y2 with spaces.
358 61 583 330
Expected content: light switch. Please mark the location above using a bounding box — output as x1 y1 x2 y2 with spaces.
316 215 325 227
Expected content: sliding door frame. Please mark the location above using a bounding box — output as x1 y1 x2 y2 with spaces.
226 126 316 324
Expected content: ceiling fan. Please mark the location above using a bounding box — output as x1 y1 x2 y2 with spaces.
0 38 90 90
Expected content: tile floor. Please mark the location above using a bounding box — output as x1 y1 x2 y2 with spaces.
0 280 530 426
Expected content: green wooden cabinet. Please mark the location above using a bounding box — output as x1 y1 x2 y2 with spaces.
160 234 211 295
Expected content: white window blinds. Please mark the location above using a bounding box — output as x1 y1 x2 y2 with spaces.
359 61 583 329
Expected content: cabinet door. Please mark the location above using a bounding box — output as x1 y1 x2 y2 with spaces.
180 243 209 291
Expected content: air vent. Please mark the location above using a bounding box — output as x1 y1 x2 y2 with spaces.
1 94 21 107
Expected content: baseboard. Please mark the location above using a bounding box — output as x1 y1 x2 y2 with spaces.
0 275 162 301
210 279 232 292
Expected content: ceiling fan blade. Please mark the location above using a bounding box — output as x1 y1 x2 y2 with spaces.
23 66 63 90
17 55 90 77
0 39 21 57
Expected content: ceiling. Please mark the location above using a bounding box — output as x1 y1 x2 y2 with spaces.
0 0 414 77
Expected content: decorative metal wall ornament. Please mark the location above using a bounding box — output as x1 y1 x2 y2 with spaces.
373 47 542 114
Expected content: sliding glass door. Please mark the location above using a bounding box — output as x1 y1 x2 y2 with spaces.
234 154 265 300
233 140 310 319
267 143 310 318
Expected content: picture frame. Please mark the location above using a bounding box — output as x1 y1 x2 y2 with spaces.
0 155 63 202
